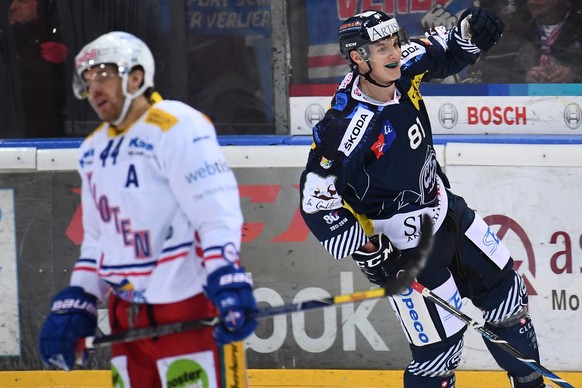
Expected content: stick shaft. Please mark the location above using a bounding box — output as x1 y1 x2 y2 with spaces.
86 287 389 349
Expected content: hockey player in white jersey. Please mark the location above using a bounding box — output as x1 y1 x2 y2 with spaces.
38 31 257 387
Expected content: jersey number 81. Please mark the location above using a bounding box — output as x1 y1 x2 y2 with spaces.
408 117 427 150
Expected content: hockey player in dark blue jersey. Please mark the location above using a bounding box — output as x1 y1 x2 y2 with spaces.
299 9 550 388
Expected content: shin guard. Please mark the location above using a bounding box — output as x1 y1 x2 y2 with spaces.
480 270 544 387
484 312 544 387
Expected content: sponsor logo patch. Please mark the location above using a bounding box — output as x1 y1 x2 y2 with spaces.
338 106 373 156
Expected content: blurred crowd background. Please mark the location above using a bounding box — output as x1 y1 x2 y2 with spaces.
0 0 580 139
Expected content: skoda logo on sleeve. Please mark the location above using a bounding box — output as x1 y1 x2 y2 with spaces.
563 103 581 129
438 103 458 129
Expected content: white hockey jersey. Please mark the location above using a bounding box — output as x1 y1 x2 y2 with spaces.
70 99 243 304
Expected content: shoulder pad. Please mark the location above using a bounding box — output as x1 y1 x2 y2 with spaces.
144 107 178 132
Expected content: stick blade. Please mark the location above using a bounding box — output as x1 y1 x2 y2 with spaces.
381 214 434 295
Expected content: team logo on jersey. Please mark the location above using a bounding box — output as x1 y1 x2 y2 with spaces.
302 172 342 214
339 106 373 156
394 146 438 210
370 120 396 159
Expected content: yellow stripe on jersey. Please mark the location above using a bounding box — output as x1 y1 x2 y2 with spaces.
145 107 178 132
343 200 375 236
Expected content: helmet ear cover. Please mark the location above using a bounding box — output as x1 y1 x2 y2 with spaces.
356 46 369 61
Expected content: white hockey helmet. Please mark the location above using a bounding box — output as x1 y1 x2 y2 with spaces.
73 31 155 125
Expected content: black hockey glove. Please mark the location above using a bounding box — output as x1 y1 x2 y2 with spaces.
458 7 504 51
352 234 406 286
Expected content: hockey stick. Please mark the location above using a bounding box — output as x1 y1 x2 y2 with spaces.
84 286 388 349
411 281 574 388
83 215 434 350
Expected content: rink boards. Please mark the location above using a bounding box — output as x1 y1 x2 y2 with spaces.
0 140 581 380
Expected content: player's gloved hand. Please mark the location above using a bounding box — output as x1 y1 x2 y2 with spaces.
38 286 97 370
458 7 504 51
352 234 406 286
40 41 68 63
204 265 258 345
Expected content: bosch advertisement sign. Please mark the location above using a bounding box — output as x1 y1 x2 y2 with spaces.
291 94 582 136
429 96 582 134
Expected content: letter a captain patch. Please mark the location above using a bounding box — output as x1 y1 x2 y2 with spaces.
220 342 248 387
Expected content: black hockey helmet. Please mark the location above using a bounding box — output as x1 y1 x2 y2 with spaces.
338 10 408 71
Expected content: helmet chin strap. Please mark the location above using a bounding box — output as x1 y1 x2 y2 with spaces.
96 72 149 127
111 94 133 127
360 62 395 88
110 72 136 127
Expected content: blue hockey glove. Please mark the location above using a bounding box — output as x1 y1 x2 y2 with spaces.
352 234 405 286
38 286 97 370
459 7 504 51
204 265 258 345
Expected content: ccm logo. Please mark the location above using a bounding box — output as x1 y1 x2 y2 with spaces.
468 106 527 125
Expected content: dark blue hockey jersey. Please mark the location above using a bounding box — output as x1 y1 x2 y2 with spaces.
299 26 481 260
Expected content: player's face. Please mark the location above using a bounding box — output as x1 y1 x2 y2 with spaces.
367 36 402 83
9 0 39 25
83 64 125 123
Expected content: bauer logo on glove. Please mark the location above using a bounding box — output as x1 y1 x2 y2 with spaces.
204 265 258 345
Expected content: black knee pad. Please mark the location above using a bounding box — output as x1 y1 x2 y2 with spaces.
480 270 528 324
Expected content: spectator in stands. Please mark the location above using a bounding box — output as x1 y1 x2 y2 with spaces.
522 0 582 82
475 0 582 83
8 0 68 137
